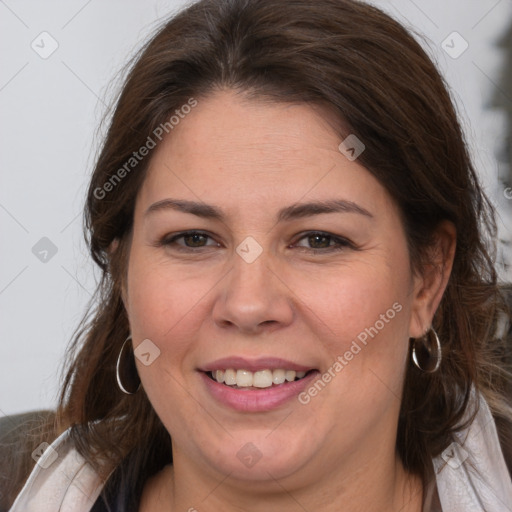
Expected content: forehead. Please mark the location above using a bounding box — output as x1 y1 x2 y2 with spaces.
136 90 392 221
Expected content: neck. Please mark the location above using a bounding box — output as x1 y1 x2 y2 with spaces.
143 448 424 512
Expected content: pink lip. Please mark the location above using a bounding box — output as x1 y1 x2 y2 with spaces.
199 356 314 372
199 369 320 412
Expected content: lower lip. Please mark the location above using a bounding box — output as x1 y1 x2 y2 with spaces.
199 370 320 412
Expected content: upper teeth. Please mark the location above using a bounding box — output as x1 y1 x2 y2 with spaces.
212 369 307 388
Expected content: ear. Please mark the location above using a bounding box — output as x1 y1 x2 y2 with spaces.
409 220 456 338
107 238 119 257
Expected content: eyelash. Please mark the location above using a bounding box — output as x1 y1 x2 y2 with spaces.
157 230 355 254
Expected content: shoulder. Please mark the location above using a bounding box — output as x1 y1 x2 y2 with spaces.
7 425 112 512
0 410 57 511
431 390 512 512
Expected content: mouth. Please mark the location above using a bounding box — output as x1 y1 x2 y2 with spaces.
198 356 320 411
205 368 316 390
199 362 320 412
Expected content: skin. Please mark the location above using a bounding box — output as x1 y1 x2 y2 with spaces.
119 89 456 511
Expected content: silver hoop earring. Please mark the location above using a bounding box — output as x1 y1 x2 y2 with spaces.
116 335 141 394
411 328 442 373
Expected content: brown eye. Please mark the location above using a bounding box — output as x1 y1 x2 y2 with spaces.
181 233 209 247
160 231 220 251
306 233 331 249
293 232 353 252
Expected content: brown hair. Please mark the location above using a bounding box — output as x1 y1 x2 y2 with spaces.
21 0 512 508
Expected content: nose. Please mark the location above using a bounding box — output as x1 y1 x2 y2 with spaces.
212 246 294 334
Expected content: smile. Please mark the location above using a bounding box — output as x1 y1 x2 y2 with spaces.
207 368 312 389
200 369 320 412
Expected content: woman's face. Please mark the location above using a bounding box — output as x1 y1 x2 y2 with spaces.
123 89 440 490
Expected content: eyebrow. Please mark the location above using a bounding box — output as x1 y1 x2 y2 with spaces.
145 198 373 222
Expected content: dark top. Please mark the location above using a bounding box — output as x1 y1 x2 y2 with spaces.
89 451 145 512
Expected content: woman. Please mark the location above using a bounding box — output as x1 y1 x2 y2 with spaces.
7 0 512 510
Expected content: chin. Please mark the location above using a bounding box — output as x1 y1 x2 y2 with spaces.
198 432 315 483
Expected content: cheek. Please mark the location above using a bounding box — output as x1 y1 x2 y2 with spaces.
300 261 407 346
125 247 213 343
292 258 411 409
